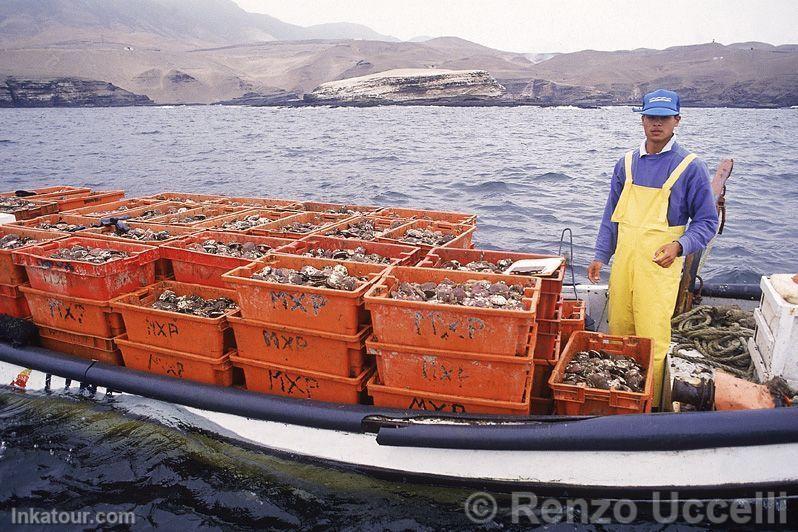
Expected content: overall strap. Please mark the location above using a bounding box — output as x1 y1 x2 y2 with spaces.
623 151 634 185
662 153 697 191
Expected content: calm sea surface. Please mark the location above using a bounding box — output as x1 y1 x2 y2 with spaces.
0 106 796 529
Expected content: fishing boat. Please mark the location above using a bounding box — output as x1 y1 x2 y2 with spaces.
0 282 796 499
1 182 796 501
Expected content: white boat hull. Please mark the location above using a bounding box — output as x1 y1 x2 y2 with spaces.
2 360 796 493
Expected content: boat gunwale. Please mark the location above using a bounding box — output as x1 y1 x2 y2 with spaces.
1 342 796 454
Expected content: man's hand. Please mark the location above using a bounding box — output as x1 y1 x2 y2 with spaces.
653 242 682 268
588 260 603 283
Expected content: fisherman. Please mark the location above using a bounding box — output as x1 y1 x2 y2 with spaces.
587 89 719 406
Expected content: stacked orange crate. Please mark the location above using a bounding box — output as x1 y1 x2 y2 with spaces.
12 236 159 365
111 280 239 386
0 227 66 318
416 247 567 413
364 266 541 415
222 254 389 404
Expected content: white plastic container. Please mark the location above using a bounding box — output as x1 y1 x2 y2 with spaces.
748 275 798 387
0 213 16 225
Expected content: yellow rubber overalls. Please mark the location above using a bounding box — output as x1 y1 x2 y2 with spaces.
608 150 696 406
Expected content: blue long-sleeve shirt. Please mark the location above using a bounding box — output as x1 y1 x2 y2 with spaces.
594 139 719 264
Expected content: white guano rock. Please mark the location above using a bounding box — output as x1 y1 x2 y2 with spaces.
306 68 505 103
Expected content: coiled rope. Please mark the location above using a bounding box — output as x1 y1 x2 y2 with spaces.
671 305 756 379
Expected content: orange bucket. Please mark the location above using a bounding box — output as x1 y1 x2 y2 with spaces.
367 372 532 415
12 236 158 300
161 231 292 288
116 334 234 386
230 354 372 404
37 324 123 365
367 338 533 401
111 280 238 357
364 266 540 355
20 284 125 337
222 255 388 334
549 331 654 416
229 312 369 377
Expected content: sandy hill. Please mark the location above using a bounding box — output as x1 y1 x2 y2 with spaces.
1 0 796 107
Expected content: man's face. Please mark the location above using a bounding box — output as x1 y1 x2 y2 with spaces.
642 114 680 143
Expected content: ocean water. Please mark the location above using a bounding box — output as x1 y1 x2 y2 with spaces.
0 106 797 529
1 105 796 283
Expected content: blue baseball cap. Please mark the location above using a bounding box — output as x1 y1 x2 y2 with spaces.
633 89 680 116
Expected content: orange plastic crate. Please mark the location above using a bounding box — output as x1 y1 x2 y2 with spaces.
367 338 534 401
148 205 242 226
55 190 125 212
367 372 532 415
0 226 66 285
222 255 388 334
143 192 225 205
192 208 287 233
91 201 196 222
20 284 125 337
249 211 353 239
0 198 58 221
111 280 238 357
299 201 380 216
9 214 98 234
231 355 372 404
276 235 422 266
530 396 554 415
38 325 123 365
532 358 555 397
319 215 412 241
0 283 30 317
215 196 301 211
561 299 586 345
549 331 654 416
116 334 234 386
0 186 91 198
229 312 369 377
161 231 292 288
12 236 158 300
534 331 562 362
364 266 540 355
420 247 566 320
378 220 476 254
375 207 477 225
68 198 161 218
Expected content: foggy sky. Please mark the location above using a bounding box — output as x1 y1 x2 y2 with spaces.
235 0 798 53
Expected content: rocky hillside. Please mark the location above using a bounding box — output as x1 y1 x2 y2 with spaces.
0 0 796 107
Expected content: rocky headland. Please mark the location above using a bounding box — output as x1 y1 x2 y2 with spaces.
0 78 153 107
304 69 505 105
